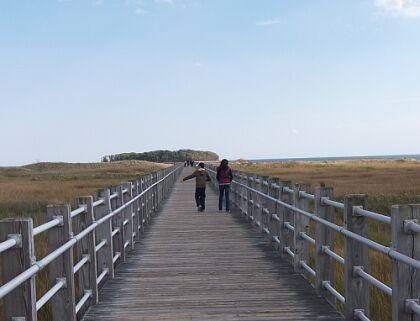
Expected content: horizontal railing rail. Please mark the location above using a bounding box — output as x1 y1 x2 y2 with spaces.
0 164 183 321
206 165 420 321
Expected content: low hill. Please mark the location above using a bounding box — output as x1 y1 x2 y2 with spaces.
103 149 219 163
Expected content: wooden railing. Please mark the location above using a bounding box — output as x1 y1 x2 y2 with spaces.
0 165 183 321
206 165 420 321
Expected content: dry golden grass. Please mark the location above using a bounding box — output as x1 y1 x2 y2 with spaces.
232 159 420 197
0 160 170 321
0 161 170 206
233 159 420 321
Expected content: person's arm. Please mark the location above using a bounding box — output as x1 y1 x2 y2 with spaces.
229 169 233 182
182 172 196 181
206 172 211 182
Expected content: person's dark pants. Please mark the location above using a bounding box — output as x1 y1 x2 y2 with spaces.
195 187 206 210
219 184 231 211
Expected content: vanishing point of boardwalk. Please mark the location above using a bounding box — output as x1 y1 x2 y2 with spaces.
82 168 342 321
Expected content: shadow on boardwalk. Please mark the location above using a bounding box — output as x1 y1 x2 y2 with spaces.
82 168 342 321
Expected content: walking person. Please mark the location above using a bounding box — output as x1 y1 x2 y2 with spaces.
216 159 233 212
182 162 211 212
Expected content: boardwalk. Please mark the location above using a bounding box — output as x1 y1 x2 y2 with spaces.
82 168 342 321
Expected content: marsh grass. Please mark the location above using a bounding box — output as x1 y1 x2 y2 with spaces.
0 160 169 321
233 159 420 321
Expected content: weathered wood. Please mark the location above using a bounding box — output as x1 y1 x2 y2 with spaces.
251 174 259 224
152 173 157 212
391 204 420 321
145 175 152 225
293 183 310 275
112 185 125 264
132 180 141 243
46 204 76 321
139 177 146 232
246 174 253 220
0 218 37 321
254 175 263 232
268 178 280 250
279 181 293 256
123 182 134 250
315 186 335 305
232 171 238 211
83 168 343 321
75 196 99 311
240 172 247 216
344 195 369 321
152 173 157 213
261 175 270 236
94 188 114 282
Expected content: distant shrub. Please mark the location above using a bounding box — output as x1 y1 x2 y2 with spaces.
104 149 219 163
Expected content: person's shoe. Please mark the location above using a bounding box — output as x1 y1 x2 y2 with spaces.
200 207 205 212
197 206 202 212
226 209 231 213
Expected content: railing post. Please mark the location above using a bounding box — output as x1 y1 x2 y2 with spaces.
268 178 280 250
132 180 141 243
75 196 98 311
293 183 310 276
46 204 76 321
0 218 37 321
250 174 258 223
161 171 164 201
146 175 151 221
391 204 420 321
261 175 270 236
232 171 239 210
94 188 114 282
279 181 293 256
239 172 245 216
344 194 369 321
315 186 335 304
139 177 146 232
153 172 158 211
123 182 134 250
257 175 264 230
246 174 253 220
153 173 157 213
111 185 125 264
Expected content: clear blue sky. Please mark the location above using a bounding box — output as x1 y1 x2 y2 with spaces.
1 0 420 165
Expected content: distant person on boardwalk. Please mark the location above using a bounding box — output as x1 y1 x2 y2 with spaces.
182 162 211 212
216 159 233 212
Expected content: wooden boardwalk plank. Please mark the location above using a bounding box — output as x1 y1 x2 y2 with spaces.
82 168 343 321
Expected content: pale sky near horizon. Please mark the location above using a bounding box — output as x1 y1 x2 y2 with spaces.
1 0 420 166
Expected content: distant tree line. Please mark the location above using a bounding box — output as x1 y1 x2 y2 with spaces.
102 149 219 163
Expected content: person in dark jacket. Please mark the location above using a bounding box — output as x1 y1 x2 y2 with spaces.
182 162 211 212
216 159 233 212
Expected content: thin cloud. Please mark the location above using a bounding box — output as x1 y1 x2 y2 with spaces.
374 0 420 17
126 0 147 16
255 19 281 27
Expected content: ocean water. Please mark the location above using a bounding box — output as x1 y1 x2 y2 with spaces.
249 154 420 163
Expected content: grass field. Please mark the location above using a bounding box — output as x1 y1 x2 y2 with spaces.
0 160 170 321
232 159 420 321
